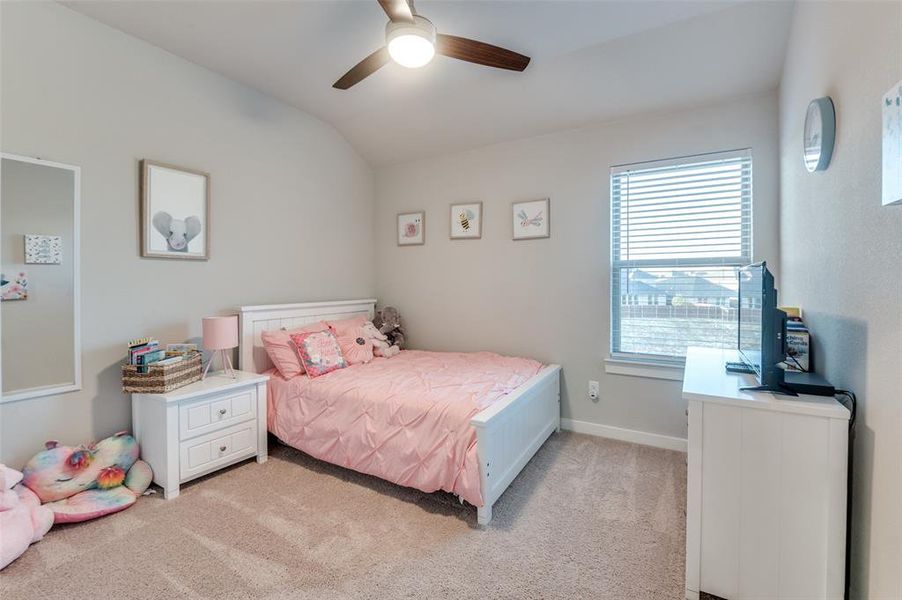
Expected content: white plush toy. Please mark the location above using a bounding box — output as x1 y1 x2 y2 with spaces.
361 321 400 358
0 464 53 570
152 211 202 252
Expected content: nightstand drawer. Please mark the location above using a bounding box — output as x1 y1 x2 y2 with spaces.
179 421 257 480
179 389 255 440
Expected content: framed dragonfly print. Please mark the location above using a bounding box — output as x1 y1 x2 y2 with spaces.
512 198 550 240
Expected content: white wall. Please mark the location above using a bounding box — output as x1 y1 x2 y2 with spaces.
0 2 375 467
779 2 902 598
375 92 780 441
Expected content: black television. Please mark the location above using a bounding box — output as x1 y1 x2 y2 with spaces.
737 262 793 394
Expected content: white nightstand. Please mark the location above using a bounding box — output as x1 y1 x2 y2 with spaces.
131 370 269 499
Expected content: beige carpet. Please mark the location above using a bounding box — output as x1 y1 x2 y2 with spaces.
0 432 686 599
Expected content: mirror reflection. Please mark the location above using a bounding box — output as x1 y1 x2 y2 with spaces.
1 155 80 401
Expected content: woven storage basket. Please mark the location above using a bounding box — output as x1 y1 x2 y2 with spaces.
122 352 202 394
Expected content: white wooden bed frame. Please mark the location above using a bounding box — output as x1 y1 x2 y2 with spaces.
238 299 561 525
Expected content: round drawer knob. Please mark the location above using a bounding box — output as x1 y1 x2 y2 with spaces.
218 409 227 416
219 445 227 452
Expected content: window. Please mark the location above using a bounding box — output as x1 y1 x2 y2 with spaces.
611 149 752 364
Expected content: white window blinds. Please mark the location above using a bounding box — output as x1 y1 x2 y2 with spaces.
611 149 752 363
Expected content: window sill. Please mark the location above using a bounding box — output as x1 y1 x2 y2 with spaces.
604 358 685 381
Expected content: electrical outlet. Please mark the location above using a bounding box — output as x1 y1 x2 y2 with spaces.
588 380 600 400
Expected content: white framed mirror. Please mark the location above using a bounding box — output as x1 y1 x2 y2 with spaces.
1 153 81 403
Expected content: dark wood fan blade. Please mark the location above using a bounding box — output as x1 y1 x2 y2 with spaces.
333 47 390 89
436 34 530 72
378 0 414 23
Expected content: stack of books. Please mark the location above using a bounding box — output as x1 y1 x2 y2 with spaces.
779 307 810 373
127 338 186 373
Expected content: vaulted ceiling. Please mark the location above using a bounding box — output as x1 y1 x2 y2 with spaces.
65 0 794 166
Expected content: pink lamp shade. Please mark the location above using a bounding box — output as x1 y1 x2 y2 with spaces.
202 316 238 350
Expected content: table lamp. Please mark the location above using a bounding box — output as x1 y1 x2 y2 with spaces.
202 315 238 379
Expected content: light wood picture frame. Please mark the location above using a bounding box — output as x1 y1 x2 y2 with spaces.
450 201 483 239
512 198 550 240
397 211 425 246
140 159 210 260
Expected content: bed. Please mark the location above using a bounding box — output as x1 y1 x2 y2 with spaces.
238 299 561 525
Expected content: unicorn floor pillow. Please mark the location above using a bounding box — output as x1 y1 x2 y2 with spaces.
22 431 153 524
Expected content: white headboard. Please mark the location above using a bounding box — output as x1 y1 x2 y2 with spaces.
237 299 377 374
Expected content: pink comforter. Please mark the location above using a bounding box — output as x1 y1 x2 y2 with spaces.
267 350 543 506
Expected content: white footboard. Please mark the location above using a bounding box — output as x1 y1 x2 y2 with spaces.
471 364 561 525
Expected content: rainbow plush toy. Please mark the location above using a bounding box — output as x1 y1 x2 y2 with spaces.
21 431 153 524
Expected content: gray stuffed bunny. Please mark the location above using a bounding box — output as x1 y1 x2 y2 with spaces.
373 306 406 349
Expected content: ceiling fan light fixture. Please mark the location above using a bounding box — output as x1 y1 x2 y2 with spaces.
333 1 530 90
386 16 436 68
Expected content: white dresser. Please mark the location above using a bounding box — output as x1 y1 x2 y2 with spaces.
683 347 849 600
131 371 269 499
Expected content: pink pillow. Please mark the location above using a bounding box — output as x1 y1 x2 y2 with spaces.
261 321 328 378
326 315 369 337
337 327 375 366
290 330 348 378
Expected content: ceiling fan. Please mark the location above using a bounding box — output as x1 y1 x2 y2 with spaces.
333 0 531 90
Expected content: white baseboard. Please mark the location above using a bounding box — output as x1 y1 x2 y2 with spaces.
560 418 687 452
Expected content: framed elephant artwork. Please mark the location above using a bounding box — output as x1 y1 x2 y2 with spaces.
140 159 210 260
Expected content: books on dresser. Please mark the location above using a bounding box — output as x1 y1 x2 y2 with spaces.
128 338 162 373
127 339 199 373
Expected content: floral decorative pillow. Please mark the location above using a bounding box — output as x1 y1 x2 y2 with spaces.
337 326 375 366
261 321 329 379
290 330 348 378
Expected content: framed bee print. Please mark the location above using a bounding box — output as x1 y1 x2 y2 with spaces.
397 211 425 246
450 202 482 239
512 198 550 240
